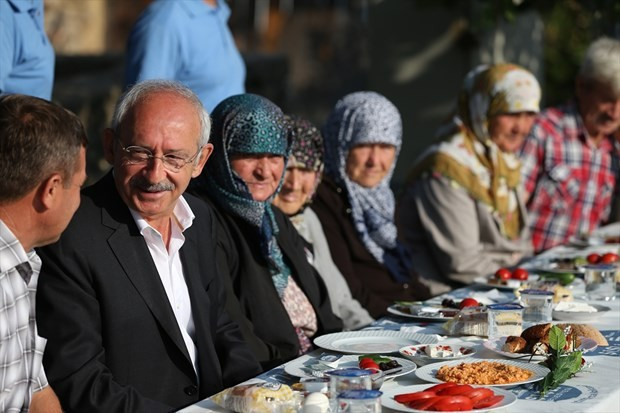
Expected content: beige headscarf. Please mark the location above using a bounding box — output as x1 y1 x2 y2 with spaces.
409 63 541 239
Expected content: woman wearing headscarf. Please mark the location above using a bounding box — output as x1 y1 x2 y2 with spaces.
273 115 374 330
397 63 541 295
311 91 431 318
189 94 342 370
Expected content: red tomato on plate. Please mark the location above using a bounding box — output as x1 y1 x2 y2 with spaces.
600 253 619 264
494 268 512 280
473 394 505 409
431 395 474 411
458 298 479 309
358 357 379 370
394 391 437 403
586 253 601 264
511 267 529 280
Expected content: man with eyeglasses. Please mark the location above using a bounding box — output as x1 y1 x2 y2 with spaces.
36 80 262 412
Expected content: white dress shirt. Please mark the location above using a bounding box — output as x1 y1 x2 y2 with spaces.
129 196 198 373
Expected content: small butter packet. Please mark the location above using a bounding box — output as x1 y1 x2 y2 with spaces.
316 352 343 368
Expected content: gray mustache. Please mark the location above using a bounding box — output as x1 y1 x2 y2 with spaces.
130 176 175 192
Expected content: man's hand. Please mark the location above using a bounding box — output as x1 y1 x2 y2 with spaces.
30 386 62 413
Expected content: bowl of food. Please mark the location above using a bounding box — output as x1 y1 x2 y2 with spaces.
399 343 477 366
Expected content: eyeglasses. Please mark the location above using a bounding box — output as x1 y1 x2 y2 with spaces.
117 140 202 172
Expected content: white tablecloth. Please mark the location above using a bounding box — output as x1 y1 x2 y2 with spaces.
181 244 620 413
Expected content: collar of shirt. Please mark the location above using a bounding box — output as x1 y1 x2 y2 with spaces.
129 195 195 238
0 219 34 284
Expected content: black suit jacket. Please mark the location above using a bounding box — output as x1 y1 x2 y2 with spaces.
36 172 261 413
198 196 343 370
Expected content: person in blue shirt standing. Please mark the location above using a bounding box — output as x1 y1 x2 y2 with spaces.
0 0 55 99
125 0 245 112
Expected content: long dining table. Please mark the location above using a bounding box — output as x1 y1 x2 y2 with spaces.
180 241 620 413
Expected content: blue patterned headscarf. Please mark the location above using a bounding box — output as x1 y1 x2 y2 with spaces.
323 91 410 282
196 93 292 295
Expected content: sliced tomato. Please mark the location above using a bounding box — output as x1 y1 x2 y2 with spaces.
424 382 458 393
463 387 494 404
431 395 474 411
436 384 474 396
393 391 436 403
407 396 444 411
473 395 505 409
359 358 379 370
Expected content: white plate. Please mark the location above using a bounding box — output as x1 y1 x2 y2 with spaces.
472 276 529 291
381 384 517 413
415 358 550 387
553 304 611 321
532 260 586 275
283 354 416 379
399 343 477 365
387 304 459 322
483 336 598 360
313 330 438 354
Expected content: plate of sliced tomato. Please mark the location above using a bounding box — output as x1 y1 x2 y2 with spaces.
382 383 517 412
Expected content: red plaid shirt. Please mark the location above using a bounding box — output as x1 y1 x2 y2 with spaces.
519 102 620 252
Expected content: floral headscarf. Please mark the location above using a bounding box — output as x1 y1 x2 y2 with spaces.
322 91 403 269
195 93 292 295
285 114 324 207
410 63 541 239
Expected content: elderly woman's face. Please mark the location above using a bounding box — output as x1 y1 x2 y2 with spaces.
488 112 536 153
230 153 285 201
346 143 396 188
272 166 319 215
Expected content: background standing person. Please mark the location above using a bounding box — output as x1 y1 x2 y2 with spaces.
36 80 261 412
520 36 620 252
0 0 55 99
273 114 374 330
189 94 342 370
0 94 86 412
311 91 430 318
397 64 541 295
124 0 245 112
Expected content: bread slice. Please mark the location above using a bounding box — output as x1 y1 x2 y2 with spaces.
558 323 608 346
502 336 527 353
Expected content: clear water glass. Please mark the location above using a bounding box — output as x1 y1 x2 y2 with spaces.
520 289 554 323
584 264 616 301
336 389 382 413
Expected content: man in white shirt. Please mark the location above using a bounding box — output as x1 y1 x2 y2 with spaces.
0 94 87 412
35 80 261 412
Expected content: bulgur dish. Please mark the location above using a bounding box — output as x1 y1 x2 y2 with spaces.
436 361 533 384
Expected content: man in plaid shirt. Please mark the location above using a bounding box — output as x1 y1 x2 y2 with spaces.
0 95 87 412
520 37 620 252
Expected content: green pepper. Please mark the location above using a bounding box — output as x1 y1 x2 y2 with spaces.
538 272 575 286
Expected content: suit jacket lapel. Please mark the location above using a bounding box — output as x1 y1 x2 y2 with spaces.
96 173 194 368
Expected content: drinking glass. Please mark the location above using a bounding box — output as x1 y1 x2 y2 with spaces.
336 389 382 413
584 264 616 301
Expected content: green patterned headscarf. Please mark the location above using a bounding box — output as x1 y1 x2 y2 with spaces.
194 93 292 295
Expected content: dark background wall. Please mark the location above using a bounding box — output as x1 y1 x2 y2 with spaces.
44 0 620 188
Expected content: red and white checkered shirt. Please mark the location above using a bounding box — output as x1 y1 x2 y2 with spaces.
0 220 47 412
520 102 620 252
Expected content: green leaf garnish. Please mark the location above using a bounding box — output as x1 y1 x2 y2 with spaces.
538 326 585 397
